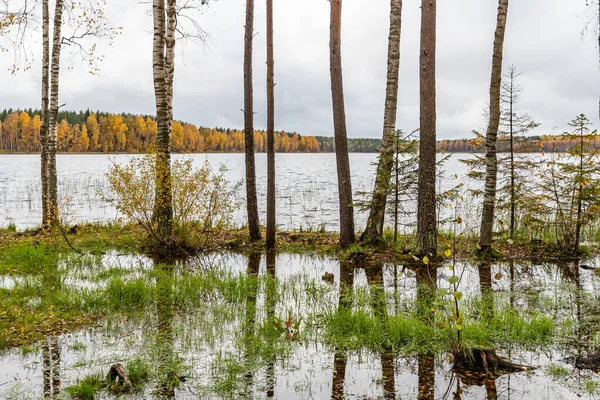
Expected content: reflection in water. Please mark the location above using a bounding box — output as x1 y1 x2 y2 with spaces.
243 253 261 398
365 265 396 399
6 253 600 399
478 261 494 322
156 261 175 399
265 252 276 398
331 261 353 400
42 336 61 398
416 266 436 400
42 265 62 399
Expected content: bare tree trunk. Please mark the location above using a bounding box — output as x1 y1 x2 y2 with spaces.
509 69 515 240
266 0 276 249
575 128 584 253
416 0 437 257
479 0 509 252
393 133 399 242
330 0 355 248
40 0 50 227
361 0 403 244
244 0 261 241
152 0 174 238
47 0 64 225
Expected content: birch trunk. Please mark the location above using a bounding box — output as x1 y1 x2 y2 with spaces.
266 0 276 249
361 0 402 244
416 0 437 257
479 0 509 252
40 0 50 227
47 0 64 225
152 0 174 238
244 0 261 241
330 0 355 248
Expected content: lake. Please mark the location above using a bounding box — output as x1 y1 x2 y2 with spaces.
0 153 483 232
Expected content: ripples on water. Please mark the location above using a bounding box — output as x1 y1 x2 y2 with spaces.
0 153 483 231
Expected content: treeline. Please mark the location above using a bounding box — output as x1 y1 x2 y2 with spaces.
0 109 382 153
3 108 594 154
438 136 600 153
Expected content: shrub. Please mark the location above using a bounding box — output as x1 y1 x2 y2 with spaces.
102 154 239 249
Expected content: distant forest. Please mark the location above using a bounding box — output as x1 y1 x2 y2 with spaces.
0 108 591 153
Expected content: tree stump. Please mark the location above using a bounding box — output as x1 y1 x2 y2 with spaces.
453 348 534 377
106 363 132 389
576 353 600 371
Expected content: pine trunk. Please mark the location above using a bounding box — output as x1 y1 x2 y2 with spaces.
479 0 509 252
416 0 437 257
152 0 174 238
266 0 276 249
244 0 261 241
509 72 515 240
330 0 355 248
40 0 50 227
47 0 64 225
361 0 403 244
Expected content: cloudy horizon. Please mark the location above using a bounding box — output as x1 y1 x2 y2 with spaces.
1 0 599 140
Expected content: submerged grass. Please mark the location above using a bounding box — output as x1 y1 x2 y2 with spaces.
64 371 105 399
1 225 599 397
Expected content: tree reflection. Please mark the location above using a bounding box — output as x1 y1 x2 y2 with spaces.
265 251 276 398
42 335 61 398
365 264 395 399
416 266 436 400
155 261 175 399
242 252 261 398
331 261 353 400
478 261 494 322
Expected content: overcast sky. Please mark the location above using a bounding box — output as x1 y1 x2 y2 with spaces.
1 0 599 139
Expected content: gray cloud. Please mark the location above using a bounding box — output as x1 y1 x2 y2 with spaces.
0 0 598 139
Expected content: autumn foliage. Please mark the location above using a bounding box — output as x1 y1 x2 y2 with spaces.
0 109 337 153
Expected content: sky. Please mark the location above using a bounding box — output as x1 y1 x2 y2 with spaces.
1 0 599 139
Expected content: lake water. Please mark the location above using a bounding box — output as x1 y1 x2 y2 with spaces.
0 153 486 232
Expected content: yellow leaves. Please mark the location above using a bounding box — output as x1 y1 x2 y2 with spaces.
444 249 451 258
423 256 429 265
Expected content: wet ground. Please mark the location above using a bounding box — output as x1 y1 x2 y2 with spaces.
1 252 600 399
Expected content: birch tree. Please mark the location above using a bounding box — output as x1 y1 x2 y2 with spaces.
1 0 118 227
151 0 176 238
479 0 509 253
330 0 355 248
361 0 403 244
46 0 65 224
41 0 50 225
150 0 209 239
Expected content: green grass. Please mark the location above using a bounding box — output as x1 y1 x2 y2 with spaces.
64 372 105 399
545 364 570 380
126 358 152 391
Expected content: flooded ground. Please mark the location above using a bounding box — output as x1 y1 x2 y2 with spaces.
1 252 600 399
